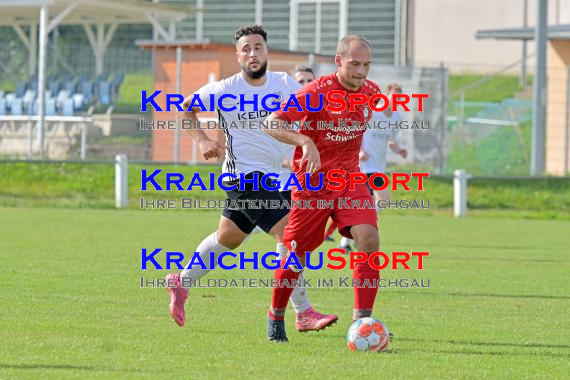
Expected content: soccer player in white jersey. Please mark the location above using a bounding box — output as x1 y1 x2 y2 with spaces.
339 83 408 250
165 25 337 332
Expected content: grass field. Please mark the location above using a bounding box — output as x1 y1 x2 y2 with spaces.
2 162 570 219
1 208 569 379
448 74 524 103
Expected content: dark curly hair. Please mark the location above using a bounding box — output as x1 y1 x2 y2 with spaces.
234 25 267 44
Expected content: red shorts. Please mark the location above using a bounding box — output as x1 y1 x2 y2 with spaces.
283 183 378 255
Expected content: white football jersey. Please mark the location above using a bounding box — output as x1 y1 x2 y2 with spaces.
359 111 402 174
193 71 301 178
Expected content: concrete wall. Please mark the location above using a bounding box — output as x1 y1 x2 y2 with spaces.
414 0 570 72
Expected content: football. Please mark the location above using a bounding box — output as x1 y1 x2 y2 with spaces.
347 317 390 352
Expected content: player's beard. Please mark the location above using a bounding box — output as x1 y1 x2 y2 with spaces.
243 60 268 80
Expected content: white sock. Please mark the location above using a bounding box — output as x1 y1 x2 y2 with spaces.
180 231 230 286
291 271 311 313
276 243 288 261
276 243 311 313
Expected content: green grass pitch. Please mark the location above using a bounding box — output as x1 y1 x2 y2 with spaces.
1 208 569 379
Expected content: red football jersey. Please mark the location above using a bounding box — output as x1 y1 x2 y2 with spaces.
274 73 381 197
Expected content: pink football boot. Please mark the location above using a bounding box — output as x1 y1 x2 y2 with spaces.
166 273 188 326
295 307 338 332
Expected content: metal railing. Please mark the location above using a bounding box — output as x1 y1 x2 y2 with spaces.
0 115 92 159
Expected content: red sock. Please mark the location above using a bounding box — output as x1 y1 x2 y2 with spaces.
269 258 301 320
324 219 338 239
353 256 380 320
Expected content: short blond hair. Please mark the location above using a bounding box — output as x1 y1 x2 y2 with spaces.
336 35 372 57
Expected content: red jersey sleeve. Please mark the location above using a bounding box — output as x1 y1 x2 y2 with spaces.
274 81 324 124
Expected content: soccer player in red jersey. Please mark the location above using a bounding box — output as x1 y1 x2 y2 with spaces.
263 35 385 342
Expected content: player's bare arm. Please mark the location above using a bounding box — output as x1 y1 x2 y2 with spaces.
264 114 321 173
388 138 407 159
181 96 225 160
281 159 294 170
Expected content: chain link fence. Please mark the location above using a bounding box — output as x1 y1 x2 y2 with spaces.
447 99 533 176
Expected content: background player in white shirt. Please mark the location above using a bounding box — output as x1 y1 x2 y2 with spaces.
165 25 337 332
360 83 408 203
339 83 408 251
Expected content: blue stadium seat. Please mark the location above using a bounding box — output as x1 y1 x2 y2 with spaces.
112 72 125 98
98 81 112 106
64 81 77 93
31 98 38 115
113 71 125 87
0 98 6 116
15 81 27 98
48 81 61 96
96 72 108 83
28 76 38 91
56 90 71 110
72 94 85 112
81 81 94 103
4 93 15 109
30 97 57 116
23 90 36 113
46 98 57 116
62 98 74 116
11 98 23 115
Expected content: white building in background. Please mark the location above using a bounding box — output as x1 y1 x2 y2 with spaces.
163 0 414 66
163 0 570 73
413 0 570 72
